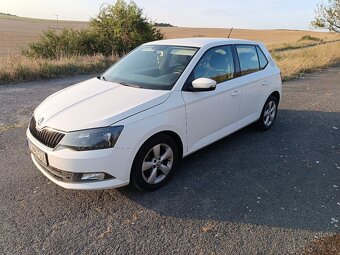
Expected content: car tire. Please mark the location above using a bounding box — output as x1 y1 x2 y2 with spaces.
256 95 279 131
130 134 179 191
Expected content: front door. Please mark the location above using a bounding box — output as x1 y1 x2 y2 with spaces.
181 45 242 152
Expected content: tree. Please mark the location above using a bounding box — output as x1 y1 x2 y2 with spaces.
23 0 164 58
90 0 164 56
312 0 340 32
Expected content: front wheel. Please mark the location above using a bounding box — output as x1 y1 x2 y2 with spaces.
256 95 278 131
130 134 179 191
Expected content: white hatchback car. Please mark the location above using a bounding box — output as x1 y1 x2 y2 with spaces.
27 38 282 191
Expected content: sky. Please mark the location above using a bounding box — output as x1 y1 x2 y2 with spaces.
0 0 322 30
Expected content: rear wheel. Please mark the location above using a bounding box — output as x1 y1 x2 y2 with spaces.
256 95 278 131
130 134 179 191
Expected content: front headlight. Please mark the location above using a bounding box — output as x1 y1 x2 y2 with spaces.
59 126 124 151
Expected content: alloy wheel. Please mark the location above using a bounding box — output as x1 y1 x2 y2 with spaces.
141 143 174 184
263 100 277 127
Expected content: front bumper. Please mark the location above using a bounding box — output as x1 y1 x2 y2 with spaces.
27 129 131 190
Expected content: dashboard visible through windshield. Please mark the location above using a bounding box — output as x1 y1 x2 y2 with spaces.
102 45 199 90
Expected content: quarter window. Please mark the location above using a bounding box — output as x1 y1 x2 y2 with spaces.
190 46 235 84
256 46 269 70
236 45 260 75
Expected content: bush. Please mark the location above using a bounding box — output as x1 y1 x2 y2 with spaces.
23 0 164 59
299 35 322 42
90 0 163 56
23 29 100 59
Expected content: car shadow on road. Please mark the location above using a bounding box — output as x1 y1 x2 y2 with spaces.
119 109 340 232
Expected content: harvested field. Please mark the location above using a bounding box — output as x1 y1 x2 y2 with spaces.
0 14 87 56
1 15 339 56
0 15 339 83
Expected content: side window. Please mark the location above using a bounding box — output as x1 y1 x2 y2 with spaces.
256 46 269 70
236 45 260 75
191 46 235 84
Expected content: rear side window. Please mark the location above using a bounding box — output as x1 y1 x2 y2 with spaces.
236 45 260 75
256 46 269 70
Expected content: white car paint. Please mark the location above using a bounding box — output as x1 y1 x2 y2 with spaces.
27 38 282 190
34 77 171 132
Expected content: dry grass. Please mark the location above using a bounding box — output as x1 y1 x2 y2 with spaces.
160 27 340 44
1 39 339 83
0 55 117 83
1 15 338 56
0 15 340 83
273 41 340 80
159 27 340 80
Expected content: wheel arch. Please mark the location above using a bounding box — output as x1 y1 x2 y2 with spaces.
143 130 184 159
270 91 281 104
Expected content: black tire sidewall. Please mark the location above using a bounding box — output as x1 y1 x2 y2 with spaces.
258 95 279 130
130 134 179 191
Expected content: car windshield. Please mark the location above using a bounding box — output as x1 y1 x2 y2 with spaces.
102 45 199 90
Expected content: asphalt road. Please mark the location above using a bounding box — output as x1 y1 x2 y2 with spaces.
0 67 339 255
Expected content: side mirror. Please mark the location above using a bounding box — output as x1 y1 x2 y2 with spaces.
188 78 217 92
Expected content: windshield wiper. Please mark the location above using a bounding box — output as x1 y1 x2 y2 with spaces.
97 75 106 81
98 77 140 88
118 81 141 88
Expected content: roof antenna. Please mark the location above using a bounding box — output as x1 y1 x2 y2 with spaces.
227 27 233 38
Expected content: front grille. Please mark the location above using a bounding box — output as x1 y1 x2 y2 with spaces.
29 116 65 149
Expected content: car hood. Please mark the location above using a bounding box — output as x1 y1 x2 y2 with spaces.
34 78 171 131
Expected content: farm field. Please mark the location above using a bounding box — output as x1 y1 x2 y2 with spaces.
161 26 340 44
0 14 87 56
0 15 339 83
1 14 339 56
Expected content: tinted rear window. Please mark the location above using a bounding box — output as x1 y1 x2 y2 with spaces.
236 45 260 75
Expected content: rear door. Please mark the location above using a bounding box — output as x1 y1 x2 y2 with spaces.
235 45 269 120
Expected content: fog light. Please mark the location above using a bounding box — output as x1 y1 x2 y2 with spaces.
81 173 106 181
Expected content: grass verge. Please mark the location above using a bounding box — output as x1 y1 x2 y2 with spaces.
272 40 340 80
0 54 117 84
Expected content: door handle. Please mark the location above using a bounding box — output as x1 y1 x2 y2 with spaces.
231 90 241 96
261 81 268 86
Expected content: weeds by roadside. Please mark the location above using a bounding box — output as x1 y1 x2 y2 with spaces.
0 54 117 84
272 41 340 80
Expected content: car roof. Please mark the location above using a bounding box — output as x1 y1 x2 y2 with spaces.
144 37 260 48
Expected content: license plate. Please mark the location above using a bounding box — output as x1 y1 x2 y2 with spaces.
28 140 48 166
